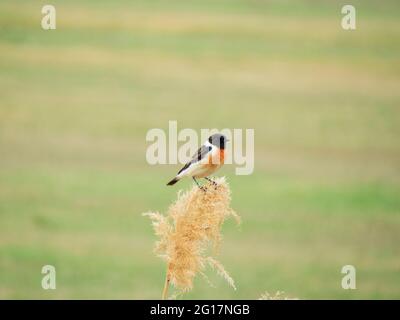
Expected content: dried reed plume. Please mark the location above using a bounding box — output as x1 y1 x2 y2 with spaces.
143 177 240 299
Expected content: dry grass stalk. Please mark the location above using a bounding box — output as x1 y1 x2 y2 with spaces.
259 291 298 300
143 177 240 299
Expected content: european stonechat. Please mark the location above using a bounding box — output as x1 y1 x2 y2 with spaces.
167 134 228 189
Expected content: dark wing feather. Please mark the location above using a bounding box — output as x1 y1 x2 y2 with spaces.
177 145 212 174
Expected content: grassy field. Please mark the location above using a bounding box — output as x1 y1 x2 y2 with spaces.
1 0 400 299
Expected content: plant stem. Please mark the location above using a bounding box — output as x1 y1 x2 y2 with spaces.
162 265 170 300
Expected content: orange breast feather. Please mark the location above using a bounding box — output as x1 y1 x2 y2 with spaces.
207 149 224 165
219 149 225 164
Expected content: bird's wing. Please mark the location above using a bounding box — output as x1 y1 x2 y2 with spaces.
177 144 212 175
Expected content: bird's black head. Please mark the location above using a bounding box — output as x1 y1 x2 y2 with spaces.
208 134 228 150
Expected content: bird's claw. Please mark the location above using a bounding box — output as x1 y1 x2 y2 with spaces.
207 178 218 190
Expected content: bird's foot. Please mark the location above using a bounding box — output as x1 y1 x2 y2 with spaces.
205 177 218 190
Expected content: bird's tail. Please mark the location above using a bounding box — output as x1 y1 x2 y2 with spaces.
167 176 180 186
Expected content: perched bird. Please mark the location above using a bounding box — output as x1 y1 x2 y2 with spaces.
167 134 228 189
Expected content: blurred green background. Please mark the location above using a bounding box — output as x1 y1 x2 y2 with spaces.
1 0 399 299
